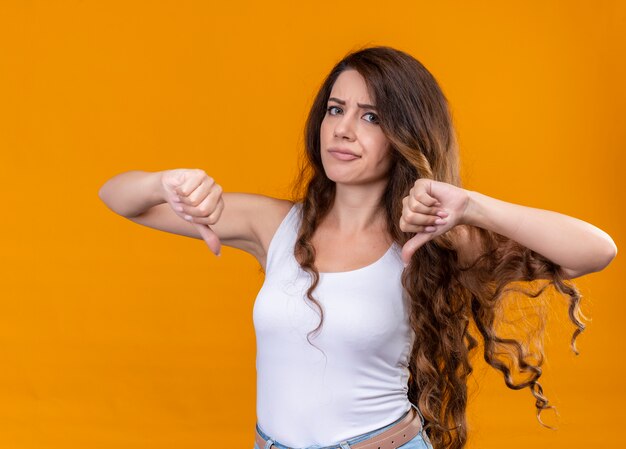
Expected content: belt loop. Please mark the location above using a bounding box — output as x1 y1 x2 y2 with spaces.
339 441 351 449
264 439 275 449
410 401 426 427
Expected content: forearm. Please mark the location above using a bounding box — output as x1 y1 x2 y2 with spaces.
463 190 617 274
98 170 167 217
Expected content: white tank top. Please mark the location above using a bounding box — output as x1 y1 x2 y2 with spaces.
253 202 416 447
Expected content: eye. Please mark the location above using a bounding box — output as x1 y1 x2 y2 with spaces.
326 106 380 124
364 112 380 124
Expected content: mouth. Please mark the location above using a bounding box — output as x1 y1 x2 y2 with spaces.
328 149 361 161
328 147 360 156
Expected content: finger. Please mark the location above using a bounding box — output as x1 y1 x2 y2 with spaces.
404 215 447 232
402 222 444 234
166 190 184 204
412 190 439 207
401 208 448 230
182 195 224 225
401 233 433 266
192 223 222 256
404 195 440 214
433 200 448 217
400 219 441 234
173 170 206 198
177 177 214 207
179 183 222 218
408 194 443 216
411 182 440 206
163 170 185 188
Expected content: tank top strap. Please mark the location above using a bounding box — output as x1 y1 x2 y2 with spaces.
265 202 300 275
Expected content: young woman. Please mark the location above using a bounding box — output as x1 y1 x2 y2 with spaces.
99 46 617 449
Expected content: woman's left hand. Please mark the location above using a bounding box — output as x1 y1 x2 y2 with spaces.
400 178 471 266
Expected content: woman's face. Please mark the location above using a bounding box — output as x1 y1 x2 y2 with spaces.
320 69 393 185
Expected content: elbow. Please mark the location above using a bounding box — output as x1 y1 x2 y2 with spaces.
590 239 618 274
98 182 110 202
562 240 617 279
98 184 123 216
600 239 618 270
98 185 112 210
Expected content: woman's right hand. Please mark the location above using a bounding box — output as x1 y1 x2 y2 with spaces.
160 168 224 256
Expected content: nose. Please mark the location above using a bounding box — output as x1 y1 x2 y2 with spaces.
333 111 356 140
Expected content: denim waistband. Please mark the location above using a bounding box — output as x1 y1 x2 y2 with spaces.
255 401 426 449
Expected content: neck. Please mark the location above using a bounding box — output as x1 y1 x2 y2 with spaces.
327 180 388 234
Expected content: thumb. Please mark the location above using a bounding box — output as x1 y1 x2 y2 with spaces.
400 233 432 267
192 223 222 256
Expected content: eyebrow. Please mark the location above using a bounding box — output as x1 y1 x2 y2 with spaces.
328 97 378 111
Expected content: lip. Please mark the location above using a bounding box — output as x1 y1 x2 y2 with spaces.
328 147 359 156
329 150 360 161
328 147 361 157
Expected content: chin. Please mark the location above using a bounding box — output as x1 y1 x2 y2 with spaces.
325 172 357 185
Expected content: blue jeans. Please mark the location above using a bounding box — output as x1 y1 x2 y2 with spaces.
254 402 434 449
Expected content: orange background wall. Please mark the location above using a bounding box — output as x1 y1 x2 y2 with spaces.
0 1 623 448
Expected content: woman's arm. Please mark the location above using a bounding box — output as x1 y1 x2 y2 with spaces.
98 170 166 217
98 169 293 263
461 191 618 278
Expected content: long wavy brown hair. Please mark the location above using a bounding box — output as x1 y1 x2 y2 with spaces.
285 45 585 449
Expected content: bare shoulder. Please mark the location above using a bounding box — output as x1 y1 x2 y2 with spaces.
254 198 296 270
